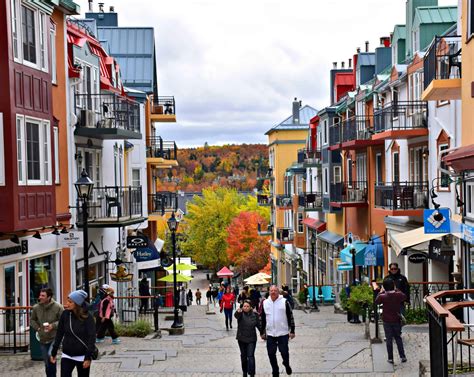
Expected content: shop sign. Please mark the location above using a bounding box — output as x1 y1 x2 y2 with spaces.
462 223 474 244
126 235 148 249
364 244 377 266
428 239 452 264
424 208 451 234
408 253 427 264
59 232 83 248
0 240 28 257
110 265 134 282
133 237 159 262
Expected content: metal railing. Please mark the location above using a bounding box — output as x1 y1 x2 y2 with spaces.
150 95 176 116
424 35 462 90
75 93 141 133
342 116 375 142
373 101 428 133
298 192 322 210
299 147 321 165
257 194 272 206
374 181 429 210
146 137 178 160
114 296 159 332
275 195 292 207
77 186 143 223
276 227 294 242
149 192 178 215
409 281 457 311
0 306 30 354
329 122 342 146
330 181 367 203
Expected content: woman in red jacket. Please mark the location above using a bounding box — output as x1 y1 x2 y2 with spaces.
220 285 235 330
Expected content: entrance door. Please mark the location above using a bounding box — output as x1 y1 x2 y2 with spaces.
4 264 16 332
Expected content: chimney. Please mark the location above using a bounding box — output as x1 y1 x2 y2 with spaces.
98 2 104 12
348 58 352 68
333 62 337 69
380 36 391 47
356 47 361 54
341 61 345 68
110 6 115 12
292 98 300 124
365 41 369 52
88 0 93 12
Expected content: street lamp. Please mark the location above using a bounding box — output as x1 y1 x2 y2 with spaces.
310 232 319 312
167 212 183 329
74 169 94 296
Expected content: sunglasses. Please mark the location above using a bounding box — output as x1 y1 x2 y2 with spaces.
390 268 398 271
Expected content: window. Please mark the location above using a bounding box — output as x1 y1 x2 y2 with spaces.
333 166 341 183
297 212 303 233
347 158 353 185
77 148 101 187
393 152 400 183
439 144 450 189
0 113 4 185
375 153 383 184
132 169 141 187
412 29 419 53
467 182 474 219
21 5 36 64
11 0 20 60
26 121 41 181
296 175 303 194
39 12 47 70
323 168 329 194
356 153 367 182
323 120 328 144
16 116 25 184
409 146 428 183
53 126 59 184
50 23 56 83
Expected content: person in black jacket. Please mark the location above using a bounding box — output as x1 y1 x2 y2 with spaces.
50 290 96 377
235 299 261 377
139 277 150 314
384 263 410 314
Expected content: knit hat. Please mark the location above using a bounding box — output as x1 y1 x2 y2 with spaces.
69 290 88 306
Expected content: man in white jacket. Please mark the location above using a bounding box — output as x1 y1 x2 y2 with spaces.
260 285 295 376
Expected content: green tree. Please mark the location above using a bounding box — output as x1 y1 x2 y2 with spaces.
239 195 270 222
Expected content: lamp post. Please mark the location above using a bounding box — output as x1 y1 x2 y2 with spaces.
310 232 319 312
74 169 94 296
167 212 183 328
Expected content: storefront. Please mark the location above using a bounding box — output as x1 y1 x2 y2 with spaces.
317 230 344 286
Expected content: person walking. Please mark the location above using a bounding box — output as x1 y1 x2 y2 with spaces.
212 286 219 307
260 285 295 376
220 285 235 330
238 286 249 305
217 285 225 306
31 288 63 377
206 286 212 305
375 279 407 364
195 289 202 305
179 286 187 312
139 277 151 314
50 290 95 377
235 299 261 377
384 262 410 314
96 287 120 344
187 288 193 306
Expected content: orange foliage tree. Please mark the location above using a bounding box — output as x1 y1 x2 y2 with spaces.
226 211 270 277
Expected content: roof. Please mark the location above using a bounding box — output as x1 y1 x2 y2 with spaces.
443 144 474 172
265 105 318 135
414 6 457 25
357 53 375 67
97 27 156 93
393 24 406 41
302 218 326 232
318 230 344 247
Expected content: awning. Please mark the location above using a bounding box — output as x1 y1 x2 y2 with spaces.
443 144 474 172
340 241 367 265
390 227 447 256
318 230 344 247
303 218 326 232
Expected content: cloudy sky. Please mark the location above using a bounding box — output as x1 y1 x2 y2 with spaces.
79 0 457 147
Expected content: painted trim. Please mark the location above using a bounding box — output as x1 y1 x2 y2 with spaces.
268 139 306 147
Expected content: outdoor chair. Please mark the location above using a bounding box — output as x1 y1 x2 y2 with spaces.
106 187 122 217
307 286 321 304
320 286 335 304
401 186 414 209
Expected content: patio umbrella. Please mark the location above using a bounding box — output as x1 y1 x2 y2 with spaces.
216 266 234 277
165 263 197 271
244 272 271 282
158 273 192 282
245 275 270 286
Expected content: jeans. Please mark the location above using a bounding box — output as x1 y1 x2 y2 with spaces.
266 335 290 375
96 318 118 339
238 341 257 376
60 357 90 377
40 341 56 377
224 308 233 328
383 322 406 360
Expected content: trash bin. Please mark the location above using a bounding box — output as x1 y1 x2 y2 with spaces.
30 328 43 361
165 291 173 307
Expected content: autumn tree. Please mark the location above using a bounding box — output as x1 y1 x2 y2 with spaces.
226 211 270 277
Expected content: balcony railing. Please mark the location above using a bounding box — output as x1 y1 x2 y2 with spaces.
74 93 140 134
342 116 374 142
424 35 461 90
298 147 321 165
329 122 341 146
146 137 178 160
276 227 294 242
257 193 272 206
374 181 429 210
275 195 292 207
298 192 322 210
76 186 143 226
330 181 367 203
150 95 176 115
373 101 428 133
149 192 178 215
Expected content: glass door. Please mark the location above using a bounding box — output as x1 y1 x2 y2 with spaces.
4 264 16 332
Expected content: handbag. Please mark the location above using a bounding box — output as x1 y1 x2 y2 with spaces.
69 313 99 360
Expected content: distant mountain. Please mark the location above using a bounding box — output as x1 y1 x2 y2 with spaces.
157 144 269 192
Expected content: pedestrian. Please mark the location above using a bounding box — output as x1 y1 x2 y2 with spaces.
375 279 407 364
233 286 239 308
179 286 187 312
139 277 150 314
384 262 410 315
195 288 202 305
220 285 236 330
96 287 120 344
90 285 108 333
235 299 261 377
260 285 295 376
187 288 193 306
206 286 212 305
212 286 218 307
238 286 249 305
250 288 261 309
217 285 225 305
50 290 95 377
30 288 63 377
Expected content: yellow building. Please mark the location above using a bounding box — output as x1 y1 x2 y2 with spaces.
265 99 318 290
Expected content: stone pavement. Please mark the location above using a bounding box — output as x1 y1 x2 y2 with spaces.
0 302 430 376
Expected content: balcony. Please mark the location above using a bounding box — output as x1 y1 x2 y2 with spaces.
275 195 292 208
146 137 178 168
374 181 429 215
76 186 145 228
74 93 142 140
257 223 273 236
148 192 178 216
422 35 461 101
341 116 382 150
372 101 428 140
298 148 321 167
329 121 342 150
276 227 294 243
257 193 272 206
298 192 322 211
150 95 176 122
330 181 368 208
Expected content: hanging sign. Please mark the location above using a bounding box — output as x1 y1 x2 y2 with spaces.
424 208 451 234
126 235 148 249
363 244 377 266
110 265 133 282
408 253 427 264
59 232 83 248
428 239 453 264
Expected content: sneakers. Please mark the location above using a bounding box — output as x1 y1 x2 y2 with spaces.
95 338 105 343
112 338 121 344
401 357 407 363
387 359 394 364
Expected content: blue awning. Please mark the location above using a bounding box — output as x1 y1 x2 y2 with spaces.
318 230 344 247
340 241 367 265
339 237 385 267
337 263 353 271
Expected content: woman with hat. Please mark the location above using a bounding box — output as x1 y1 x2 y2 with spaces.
50 290 95 376
96 287 120 344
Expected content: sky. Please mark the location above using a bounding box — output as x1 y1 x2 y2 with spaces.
79 0 457 147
